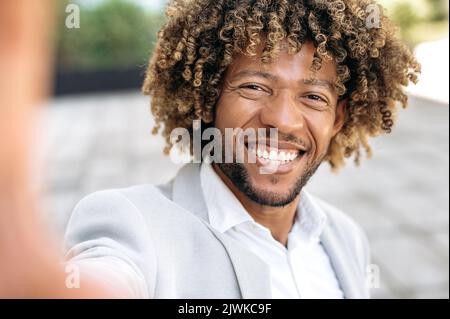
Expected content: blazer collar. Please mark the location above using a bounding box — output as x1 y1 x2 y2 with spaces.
172 163 272 299
320 227 366 298
299 190 366 298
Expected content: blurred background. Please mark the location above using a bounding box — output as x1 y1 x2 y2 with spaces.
42 0 449 298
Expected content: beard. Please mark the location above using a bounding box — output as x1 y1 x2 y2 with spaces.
215 155 323 207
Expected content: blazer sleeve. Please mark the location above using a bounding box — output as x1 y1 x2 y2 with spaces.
64 189 157 298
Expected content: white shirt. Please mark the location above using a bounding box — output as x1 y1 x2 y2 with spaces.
200 162 344 299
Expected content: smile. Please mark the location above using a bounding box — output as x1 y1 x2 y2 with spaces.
246 143 307 173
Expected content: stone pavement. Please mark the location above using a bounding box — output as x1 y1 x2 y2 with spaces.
41 90 449 299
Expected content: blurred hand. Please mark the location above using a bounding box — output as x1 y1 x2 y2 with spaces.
0 0 109 298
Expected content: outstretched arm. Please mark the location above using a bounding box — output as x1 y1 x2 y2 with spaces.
0 0 119 298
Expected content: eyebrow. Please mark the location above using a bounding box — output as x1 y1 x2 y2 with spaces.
231 69 336 91
232 70 277 81
302 78 336 91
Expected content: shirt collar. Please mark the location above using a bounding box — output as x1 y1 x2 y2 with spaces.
200 162 327 240
292 190 328 243
200 162 254 233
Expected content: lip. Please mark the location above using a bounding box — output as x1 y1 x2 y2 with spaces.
244 143 307 174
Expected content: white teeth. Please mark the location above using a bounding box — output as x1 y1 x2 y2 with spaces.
269 150 277 160
252 146 301 163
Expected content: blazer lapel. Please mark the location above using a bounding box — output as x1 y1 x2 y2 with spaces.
302 190 367 299
210 230 272 298
320 227 366 298
172 163 272 298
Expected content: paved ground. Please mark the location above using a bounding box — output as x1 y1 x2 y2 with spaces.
41 90 449 299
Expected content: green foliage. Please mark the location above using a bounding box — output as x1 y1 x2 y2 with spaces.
57 0 165 72
427 0 449 21
379 0 448 47
390 1 422 45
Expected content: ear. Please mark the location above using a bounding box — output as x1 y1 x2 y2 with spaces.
331 99 347 137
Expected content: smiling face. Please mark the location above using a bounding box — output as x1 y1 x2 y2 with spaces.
214 41 346 207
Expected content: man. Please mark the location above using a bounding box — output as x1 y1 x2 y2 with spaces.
64 0 420 298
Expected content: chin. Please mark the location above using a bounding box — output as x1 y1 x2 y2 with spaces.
216 149 320 207
239 162 306 207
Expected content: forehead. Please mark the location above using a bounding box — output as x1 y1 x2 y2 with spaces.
226 41 338 82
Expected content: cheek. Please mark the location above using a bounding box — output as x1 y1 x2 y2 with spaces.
307 113 336 151
214 94 260 130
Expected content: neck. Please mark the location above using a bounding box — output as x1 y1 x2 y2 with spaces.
213 164 300 246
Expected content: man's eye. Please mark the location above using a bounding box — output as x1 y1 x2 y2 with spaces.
242 84 264 91
305 94 326 102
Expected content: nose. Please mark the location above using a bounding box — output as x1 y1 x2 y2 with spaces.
259 90 306 135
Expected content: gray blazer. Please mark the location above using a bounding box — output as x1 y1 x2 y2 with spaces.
64 163 371 299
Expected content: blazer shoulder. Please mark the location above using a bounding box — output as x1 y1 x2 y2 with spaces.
64 186 170 298
70 183 170 216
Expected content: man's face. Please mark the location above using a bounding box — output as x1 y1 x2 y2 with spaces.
214 41 346 207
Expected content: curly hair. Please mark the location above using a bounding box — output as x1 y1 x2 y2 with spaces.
142 0 420 171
